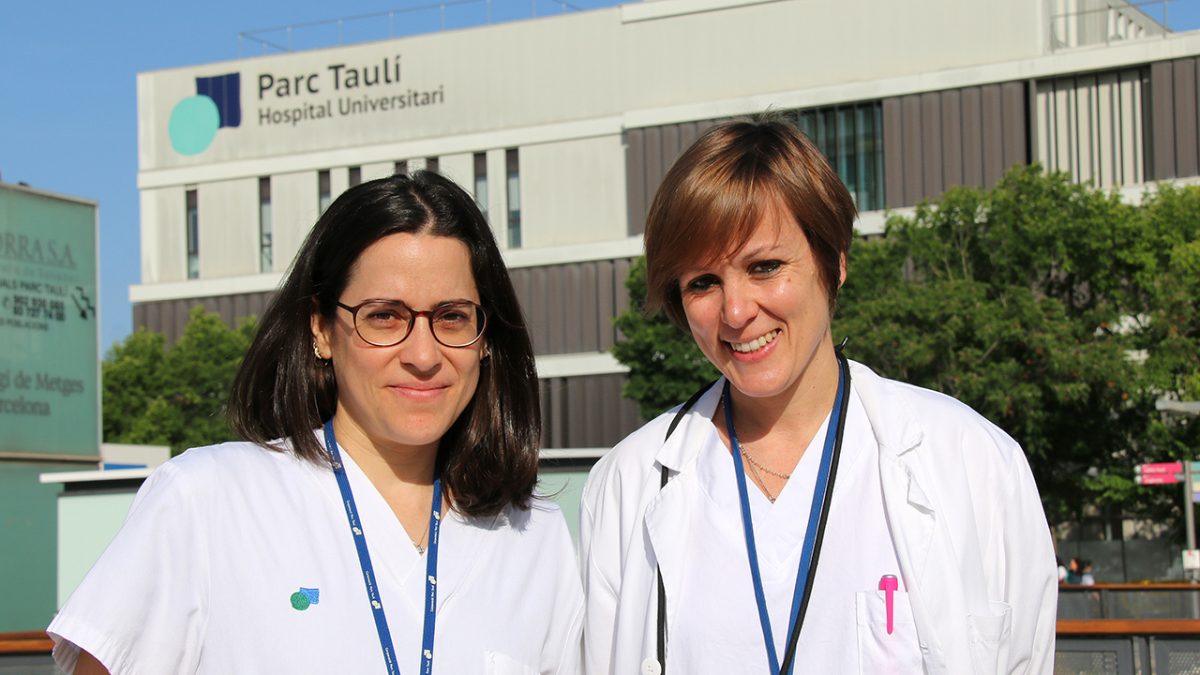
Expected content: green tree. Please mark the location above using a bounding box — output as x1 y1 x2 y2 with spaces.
835 167 1144 523
103 306 257 454
612 257 719 420
611 166 1200 524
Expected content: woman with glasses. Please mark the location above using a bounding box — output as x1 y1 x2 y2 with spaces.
50 172 583 675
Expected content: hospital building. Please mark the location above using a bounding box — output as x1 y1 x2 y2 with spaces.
133 0 1200 467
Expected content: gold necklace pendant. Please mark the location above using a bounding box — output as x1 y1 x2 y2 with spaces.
741 443 793 480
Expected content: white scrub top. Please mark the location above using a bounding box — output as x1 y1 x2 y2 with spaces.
48 438 583 675
668 388 921 674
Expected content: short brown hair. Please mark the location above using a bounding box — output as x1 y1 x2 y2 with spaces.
643 116 857 331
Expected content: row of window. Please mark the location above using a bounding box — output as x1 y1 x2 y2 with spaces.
473 150 522 248
184 152 521 280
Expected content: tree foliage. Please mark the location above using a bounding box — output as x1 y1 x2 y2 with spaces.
612 166 1200 524
103 306 257 454
612 257 720 420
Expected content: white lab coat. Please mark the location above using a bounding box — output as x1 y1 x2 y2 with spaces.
579 360 1057 675
49 437 583 675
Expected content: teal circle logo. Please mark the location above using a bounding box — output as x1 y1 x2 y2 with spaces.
290 591 311 611
168 95 220 156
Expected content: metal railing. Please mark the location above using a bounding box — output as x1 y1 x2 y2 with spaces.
1048 0 1181 51
236 0 603 56
1059 584 1200 620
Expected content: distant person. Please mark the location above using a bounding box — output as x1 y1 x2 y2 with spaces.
1065 557 1084 584
580 117 1058 674
1057 557 1069 583
48 172 582 674
1079 560 1096 586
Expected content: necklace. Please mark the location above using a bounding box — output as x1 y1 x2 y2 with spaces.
721 351 851 675
741 449 778 502
412 521 430 554
740 443 793 479
323 419 442 675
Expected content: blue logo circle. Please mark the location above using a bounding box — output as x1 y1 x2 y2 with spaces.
168 95 220 156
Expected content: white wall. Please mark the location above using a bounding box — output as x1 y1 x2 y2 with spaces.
521 134 627 248
197 177 258 278
139 187 185 284
271 170 320 271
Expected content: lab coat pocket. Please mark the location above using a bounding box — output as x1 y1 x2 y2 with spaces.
484 651 539 675
966 601 1012 675
855 590 923 675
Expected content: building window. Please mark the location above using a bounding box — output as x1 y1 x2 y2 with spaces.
394 160 407 175
792 102 884 212
473 152 488 217
426 157 439 174
318 170 331 214
185 189 199 279
348 166 362 187
259 177 272 272
506 149 521 248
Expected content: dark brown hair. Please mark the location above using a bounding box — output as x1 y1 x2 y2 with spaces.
643 116 857 331
228 171 539 517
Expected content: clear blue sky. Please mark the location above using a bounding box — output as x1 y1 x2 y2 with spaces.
1 0 1198 354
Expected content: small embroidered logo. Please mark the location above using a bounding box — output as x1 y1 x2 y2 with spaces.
290 587 320 611
372 600 382 610
352 526 362 536
428 575 437 585
424 649 433 660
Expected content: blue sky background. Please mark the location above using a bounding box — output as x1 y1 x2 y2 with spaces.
1 0 1198 354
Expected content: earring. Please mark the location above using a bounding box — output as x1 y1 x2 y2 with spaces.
481 347 491 364
313 339 326 363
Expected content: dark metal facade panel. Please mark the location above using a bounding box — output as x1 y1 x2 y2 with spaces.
626 129 648 236
528 266 550 352
643 126 664 209
579 263 600 354
613 257 632 342
546 267 568 353
920 92 944 202
596 259 616 352
981 84 1005 187
882 97 905 208
624 118 719 232
1002 81 1028 172
1150 60 1177 179
539 373 641 448
1174 58 1199 177
679 121 699 156
882 82 1029 207
507 258 636 356
961 87 985 187
941 90 964 189
565 265 586 352
661 124 680 176
901 95 924 205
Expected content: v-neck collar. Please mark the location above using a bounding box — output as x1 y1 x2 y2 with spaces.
329 441 497 618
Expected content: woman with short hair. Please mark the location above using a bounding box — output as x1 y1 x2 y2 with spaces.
51 171 583 675
580 118 1056 674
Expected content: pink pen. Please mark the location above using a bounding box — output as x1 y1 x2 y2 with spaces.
878 574 898 635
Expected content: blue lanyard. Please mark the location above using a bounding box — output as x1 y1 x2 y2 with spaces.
724 354 849 675
323 420 443 675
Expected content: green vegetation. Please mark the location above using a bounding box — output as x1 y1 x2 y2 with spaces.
103 306 257 454
612 166 1200 524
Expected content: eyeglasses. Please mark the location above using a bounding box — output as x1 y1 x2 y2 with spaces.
335 300 487 348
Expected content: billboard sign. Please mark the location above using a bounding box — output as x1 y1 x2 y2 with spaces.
0 183 99 457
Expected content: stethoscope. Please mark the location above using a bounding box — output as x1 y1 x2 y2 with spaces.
653 344 851 675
